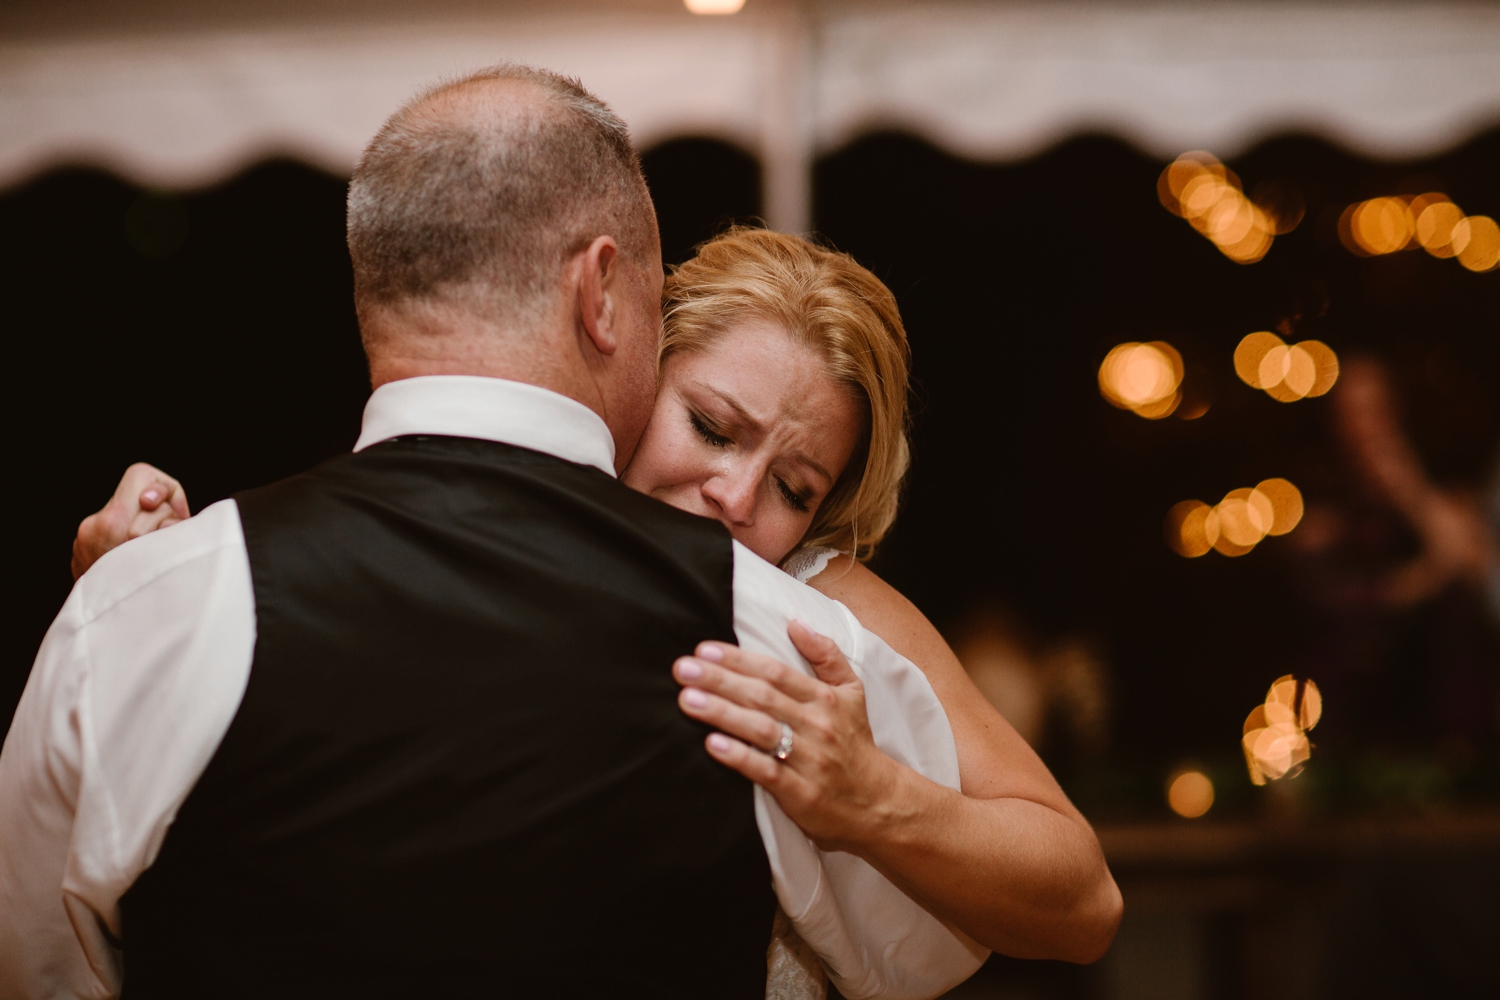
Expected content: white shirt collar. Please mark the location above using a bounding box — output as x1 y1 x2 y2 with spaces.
353 375 618 478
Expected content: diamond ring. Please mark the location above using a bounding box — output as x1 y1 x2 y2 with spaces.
773 722 794 761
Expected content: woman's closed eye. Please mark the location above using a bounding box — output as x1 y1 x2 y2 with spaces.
689 411 731 448
775 476 811 513
688 406 812 514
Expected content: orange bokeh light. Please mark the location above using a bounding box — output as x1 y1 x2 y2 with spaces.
1167 478 1303 558
1254 478 1304 535
1455 215 1500 272
1350 197 1415 255
1339 191 1498 273
1415 198 1464 258
1242 675 1322 785
1166 770 1215 818
1099 341 1184 418
1296 340 1340 397
1216 487 1271 548
1234 332 1284 388
1234 333 1338 401
1166 500 1217 557
1158 152 1277 263
1300 679 1323 729
1158 152 1225 215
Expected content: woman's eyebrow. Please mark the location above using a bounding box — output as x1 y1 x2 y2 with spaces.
794 454 835 488
696 384 764 432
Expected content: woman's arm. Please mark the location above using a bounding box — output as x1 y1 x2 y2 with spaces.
674 557 1121 964
809 557 1120 961
807 557 1058 801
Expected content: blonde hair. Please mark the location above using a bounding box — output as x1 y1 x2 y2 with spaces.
661 227 911 563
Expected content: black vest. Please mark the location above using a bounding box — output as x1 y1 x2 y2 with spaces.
120 436 775 999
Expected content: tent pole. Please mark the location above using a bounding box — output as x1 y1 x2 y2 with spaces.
760 0 812 235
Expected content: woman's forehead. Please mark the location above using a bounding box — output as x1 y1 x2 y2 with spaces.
670 325 842 408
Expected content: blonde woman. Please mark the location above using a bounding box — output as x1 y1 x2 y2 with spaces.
73 227 1120 996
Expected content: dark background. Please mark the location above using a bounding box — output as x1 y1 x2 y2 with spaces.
5 127 1499 820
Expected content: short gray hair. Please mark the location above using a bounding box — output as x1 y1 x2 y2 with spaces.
347 64 657 327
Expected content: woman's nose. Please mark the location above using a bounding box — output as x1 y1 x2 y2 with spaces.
702 471 759 525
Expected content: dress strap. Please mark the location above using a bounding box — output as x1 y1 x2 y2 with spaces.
781 546 842 584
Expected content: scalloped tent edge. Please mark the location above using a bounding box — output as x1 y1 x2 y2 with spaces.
3 0 1499 232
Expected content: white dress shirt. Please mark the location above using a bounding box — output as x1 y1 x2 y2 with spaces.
0 375 986 1000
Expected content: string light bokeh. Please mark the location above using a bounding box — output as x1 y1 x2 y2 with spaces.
1165 478 1304 558
1242 675 1323 785
1233 332 1340 402
1157 151 1301 263
1340 191 1500 272
1122 146 1489 808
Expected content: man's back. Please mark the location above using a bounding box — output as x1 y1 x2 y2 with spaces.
120 436 774 998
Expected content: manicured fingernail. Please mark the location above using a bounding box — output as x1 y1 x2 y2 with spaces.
697 644 724 662
683 688 708 709
143 490 161 503
676 658 703 680
707 733 733 752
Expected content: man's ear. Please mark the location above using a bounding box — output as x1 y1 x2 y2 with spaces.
577 235 620 356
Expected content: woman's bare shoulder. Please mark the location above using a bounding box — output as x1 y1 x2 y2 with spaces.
806 557 1077 808
805 556 951 673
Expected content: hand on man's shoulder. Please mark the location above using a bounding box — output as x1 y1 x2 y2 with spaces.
69 499 243 620
72 462 191 579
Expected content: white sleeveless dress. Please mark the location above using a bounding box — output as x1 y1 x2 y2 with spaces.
764 546 843 1000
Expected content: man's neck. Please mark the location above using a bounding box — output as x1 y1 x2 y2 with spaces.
364 294 602 403
370 349 605 413
360 303 632 468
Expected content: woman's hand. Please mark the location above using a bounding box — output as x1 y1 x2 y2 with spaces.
673 620 903 852
677 602 1122 963
72 463 190 579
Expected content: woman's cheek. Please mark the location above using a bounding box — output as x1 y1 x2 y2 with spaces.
632 417 695 492
761 513 808 567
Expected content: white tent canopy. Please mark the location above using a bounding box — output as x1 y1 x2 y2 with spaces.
4 0 1500 231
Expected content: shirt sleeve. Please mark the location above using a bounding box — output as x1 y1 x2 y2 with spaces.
730 541 989 1000
0 500 257 1000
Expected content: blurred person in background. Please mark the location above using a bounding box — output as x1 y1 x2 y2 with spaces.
4 66 1119 1000
1334 356 1497 613
1290 354 1500 766
947 605 1110 764
1313 356 1500 1000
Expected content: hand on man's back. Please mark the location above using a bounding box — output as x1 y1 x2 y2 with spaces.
71 462 190 579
